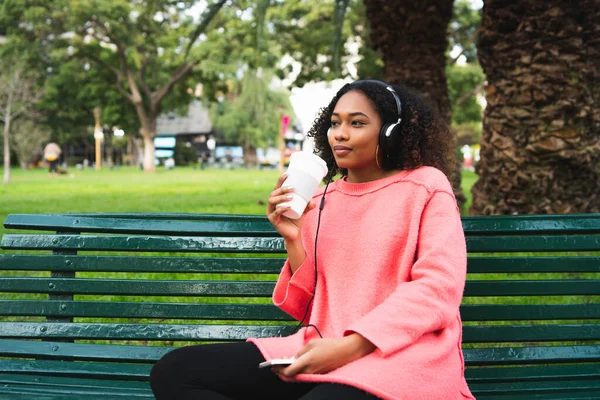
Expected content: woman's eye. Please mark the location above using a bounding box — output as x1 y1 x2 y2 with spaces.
330 121 339 127
352 120 365 126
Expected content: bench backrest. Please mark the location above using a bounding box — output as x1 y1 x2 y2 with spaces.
1 213 600 381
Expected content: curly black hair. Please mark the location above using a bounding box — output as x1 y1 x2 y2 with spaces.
306 80 456 183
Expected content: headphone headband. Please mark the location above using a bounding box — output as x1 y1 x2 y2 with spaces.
350 79 402 123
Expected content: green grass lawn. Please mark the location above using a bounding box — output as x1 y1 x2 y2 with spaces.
0 166 478 241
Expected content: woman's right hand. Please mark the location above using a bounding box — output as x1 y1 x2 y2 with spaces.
266 173 315 243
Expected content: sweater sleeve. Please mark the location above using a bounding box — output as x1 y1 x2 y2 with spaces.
272 244 317 322
343 190 467 357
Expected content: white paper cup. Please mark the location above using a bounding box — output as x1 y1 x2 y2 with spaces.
277 151 328 219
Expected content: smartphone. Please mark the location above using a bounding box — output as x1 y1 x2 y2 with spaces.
258 357 296 368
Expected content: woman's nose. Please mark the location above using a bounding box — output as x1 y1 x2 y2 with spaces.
333 126 348 140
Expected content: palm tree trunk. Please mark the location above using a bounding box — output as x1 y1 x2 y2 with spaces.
470 0 600 215
363 0 466 209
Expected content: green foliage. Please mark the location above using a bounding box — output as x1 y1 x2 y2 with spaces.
38 57 139 146
447 63 485 124
453 121 482 147
9 119 50 167
174 141 199 165
447 63 485 146
448 0 481 63
350 0 384 80
268 0 359 86
209 69 294 150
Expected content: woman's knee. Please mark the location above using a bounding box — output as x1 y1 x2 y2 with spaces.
150 347 189 394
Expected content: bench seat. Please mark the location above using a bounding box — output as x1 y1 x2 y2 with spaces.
1 212 599 399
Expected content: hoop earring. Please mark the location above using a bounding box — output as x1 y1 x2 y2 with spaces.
375 145 382 169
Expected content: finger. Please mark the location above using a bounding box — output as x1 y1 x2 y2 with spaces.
277 357 306 377
270 184 294 200
268 193 294 208
267 204 292 224
267 188 293 215
271 365 285 375
273 172 288 190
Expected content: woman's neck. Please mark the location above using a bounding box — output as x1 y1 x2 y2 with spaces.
346 168 403 183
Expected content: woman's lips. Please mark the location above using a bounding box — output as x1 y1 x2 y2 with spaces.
333 145 351 156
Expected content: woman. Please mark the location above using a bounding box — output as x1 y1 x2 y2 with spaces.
150 80 475 400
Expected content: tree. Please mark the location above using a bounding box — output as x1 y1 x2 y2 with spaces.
39 57 140 164
10 119 50 169
0 61 44 184
17 0 228 171
209 70 294 166
470 0 600 215
362 0 467 209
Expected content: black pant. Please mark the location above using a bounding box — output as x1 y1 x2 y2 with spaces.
150 342 377 400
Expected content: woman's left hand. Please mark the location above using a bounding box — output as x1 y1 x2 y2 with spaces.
272 334 376 377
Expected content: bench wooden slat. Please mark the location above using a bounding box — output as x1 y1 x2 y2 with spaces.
1 277 276 297
461 214 600 234
4 233 599 253
476 391 600 400
5 277 600 297
463 345 600 365
3 322 598 343
8 213 600 235
1 234 286 253
3 254 598 274
465 363 600 383
3 300 599 321
3 214 277 236
0 254 284 273
0 359 151 379
2 338 598 366
464 280 600 296
0 339 169 362
0 389 146 400
0 300 292 320
461 304 600 321
0 372 151 391
467 235 600 252
467 256 600 273
0 381 152 399
68 212 267 221
463 324 600 342
0 322 295 341
468 379 600 396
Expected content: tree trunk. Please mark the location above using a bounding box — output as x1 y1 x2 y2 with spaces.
363 0 466 210
3 113 10 184
470 0 600 215
133 97 157 172
142 135 156 172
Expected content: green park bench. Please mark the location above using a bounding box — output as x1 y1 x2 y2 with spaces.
0 212 599 399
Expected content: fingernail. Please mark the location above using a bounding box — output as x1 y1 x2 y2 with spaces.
284 185 294 191
286 194 294 200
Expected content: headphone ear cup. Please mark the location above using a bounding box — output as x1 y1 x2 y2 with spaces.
378 122 400 169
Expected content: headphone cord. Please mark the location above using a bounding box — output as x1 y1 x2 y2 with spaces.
294 179 331 338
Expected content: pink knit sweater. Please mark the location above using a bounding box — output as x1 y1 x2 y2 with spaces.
248 167 475 400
